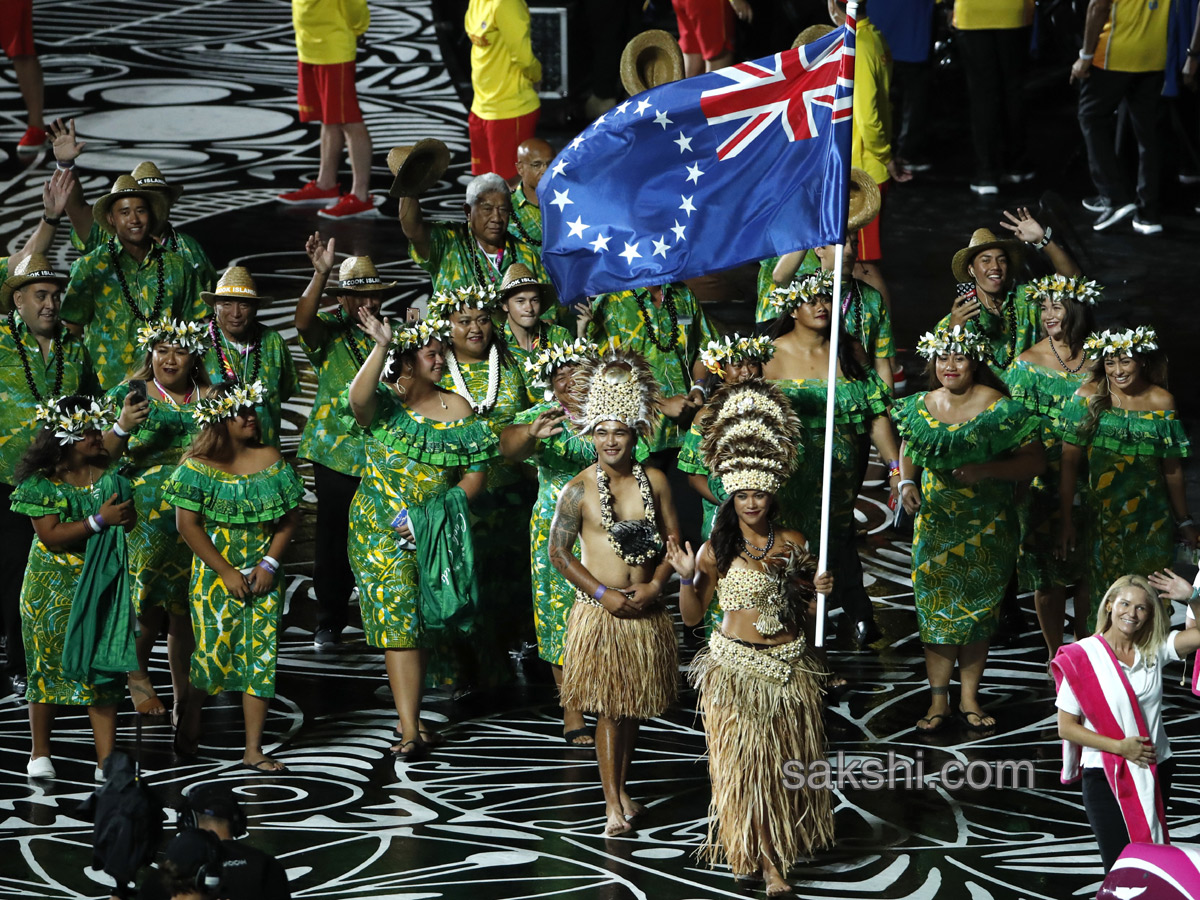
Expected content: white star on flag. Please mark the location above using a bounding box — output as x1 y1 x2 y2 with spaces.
566 216 589 238
550 158 568 177
634 99 652 116
619 241 642 264
592 113 607 128
589 233 611 253
679 195 696 216
550 189 573 211
615 100 630 114
652 236 670 258
685 162 705 184
671 220 687 242
673 132 693 153
654 110 672 129
569 134 585 150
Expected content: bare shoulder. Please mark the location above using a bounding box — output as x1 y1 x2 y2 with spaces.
697 540 718 572
643 463 670 490
973 385 1004 407
779 528 810 552
1076 380 1100 398
253 445 284 466
442 390 474 418
1148 385 1175 410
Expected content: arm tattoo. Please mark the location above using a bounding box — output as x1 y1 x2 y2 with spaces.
548 481 584 574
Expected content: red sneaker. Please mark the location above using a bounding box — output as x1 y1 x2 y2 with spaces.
277 180 340 204
16 126 47 154
317 193 376 219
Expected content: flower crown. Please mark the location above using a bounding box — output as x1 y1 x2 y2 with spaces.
427 285 498 319
699 334 776 374
192 381 266 427
136 318 208 355
523 337 595 389
915 325 990 361
390 318 451 354
1026 274 1103 306
767 269 836 316
34 396 116 445
1084 326 1158 359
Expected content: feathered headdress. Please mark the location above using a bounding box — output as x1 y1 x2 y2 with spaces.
697 379 802 495
1026 274 1103 306
426 285 498 320
136 317 207 355
34 396 117 446
523 337 596 400
1084 326 1158 358
915 325 990 361
698 333 776 375
192 381 266 427
572 348 661 436
767 270 836 317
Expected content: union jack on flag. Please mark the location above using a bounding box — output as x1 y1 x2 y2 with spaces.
539 18 856 302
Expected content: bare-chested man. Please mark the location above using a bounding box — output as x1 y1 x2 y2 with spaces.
548 351 680 836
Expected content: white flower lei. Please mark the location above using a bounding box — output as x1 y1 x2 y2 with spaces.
447 343 500 415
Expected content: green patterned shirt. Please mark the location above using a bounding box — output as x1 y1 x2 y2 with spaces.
936 283 1042 372
61 240 203 391
297 310 373 477
588 283 718 452
0 317 97 486
508 184 543 246
73 221 217 294
411 221 548 295
201 324 298 448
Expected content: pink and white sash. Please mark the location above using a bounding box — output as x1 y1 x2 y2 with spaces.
1052 635 1169 845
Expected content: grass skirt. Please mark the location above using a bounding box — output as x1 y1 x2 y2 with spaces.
559 593 678 719
690 631 834 875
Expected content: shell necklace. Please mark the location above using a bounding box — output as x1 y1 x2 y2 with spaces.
447 343 500 415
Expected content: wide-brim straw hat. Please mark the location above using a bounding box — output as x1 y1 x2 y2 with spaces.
386 139 451 199
620 30 684 97
92 175 170 236
131 160 184 204
1 252 69 313
324 255 400 295
499 262 547 300
200 266 271 305
792 24 834 50
847 168 882 234
951 228 1023 283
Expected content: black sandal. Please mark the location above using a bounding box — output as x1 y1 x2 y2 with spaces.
563 727 595 748
915 713 950 734
391 739 429 762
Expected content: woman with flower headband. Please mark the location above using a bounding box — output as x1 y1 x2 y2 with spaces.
763 270 901 655
11 395 135 780
1057 327 1196 632
103 317 212 724
344 311 497 761
161 381 303 769
665 379 835 896
1003 275 1100 664
896 327 1043 733
500 337 607 747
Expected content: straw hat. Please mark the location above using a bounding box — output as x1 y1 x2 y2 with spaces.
951 228 1022 283
792 24 833 50
92 175 170 236
131 160 184 204
386 139 451 199
498 263 546 300
1 253 69 313
325 256 399 295
200 266 271 305
620 30 684 97
847 168 882 234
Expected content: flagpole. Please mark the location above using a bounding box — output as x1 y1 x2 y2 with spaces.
814 247 844 649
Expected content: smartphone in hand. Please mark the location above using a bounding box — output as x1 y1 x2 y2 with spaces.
128 379 148 404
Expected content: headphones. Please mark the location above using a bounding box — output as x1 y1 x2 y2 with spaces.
192 829 225 893
178 783 248 838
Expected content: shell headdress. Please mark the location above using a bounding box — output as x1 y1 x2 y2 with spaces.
698 333 776 375
915 325 990 361
1084 326 1158 359
572 349 662 437
697 379 802 495
136 318 207 355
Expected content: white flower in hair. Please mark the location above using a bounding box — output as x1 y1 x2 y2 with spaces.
766 270 836 316
427 285 498 320
1027 274 1103 306
524 337 595 389
35 396 116 445
699 334 776 374
915 325 990 361
1084 326 1158 359
136 318 208 354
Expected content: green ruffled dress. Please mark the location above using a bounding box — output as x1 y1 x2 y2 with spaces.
108 383 199 618
11 469 130 706
343 385 497 650
1056 395 1189 628
896 393 1039 644
1002 360 1088 592
161 458 304 697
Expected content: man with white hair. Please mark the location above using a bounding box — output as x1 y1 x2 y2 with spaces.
400 172 548 295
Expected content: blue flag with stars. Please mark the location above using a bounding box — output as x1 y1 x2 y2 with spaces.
538 22 856 302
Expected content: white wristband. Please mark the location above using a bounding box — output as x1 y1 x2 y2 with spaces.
112 421 129 438
86 515 103 534
262 555 280 571
897 479 917 492
1078 50 1094 61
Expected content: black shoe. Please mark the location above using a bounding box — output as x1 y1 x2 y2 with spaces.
852 618 882 652
1093 202 1137 231
313 628 339 649
10 673 27 698
1081 195 1111 213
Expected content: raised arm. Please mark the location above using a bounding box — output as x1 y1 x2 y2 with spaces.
399 197 431 260
998 207 1081 277
772 251 807 287
499 407 565 461
347 308 393 427
665 536 716 627
46 118 93 238
13 170 77 267
295 232 335 342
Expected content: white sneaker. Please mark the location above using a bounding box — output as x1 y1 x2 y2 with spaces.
95 766 106 783
26 756 56 779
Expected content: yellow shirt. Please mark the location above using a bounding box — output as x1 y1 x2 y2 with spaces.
293 0 369 65
852 18 894 185
953 0 1034 30
1095 0 1172 72
466 0 542 120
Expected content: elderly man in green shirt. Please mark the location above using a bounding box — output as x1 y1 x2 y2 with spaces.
508 138 554 248
60 175 203 391
586 281 717 456
0 253 98 698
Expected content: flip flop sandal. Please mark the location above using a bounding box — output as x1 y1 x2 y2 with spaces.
915 713 950 734
241 759 288 774
563 727 596 748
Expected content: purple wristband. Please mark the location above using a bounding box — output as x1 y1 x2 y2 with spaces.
94 512 105 528
680 577 694 587
592 584 607 601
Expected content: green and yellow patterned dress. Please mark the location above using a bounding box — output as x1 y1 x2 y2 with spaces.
896 393 1039 645
108 383 200 618
343 385 497 649
936 284 1041 373
756 256 783 324
12 469 129 706
296 310 373 478
202 324 297 448
161 458 304 698
411 222 548 295
677 421 727 542
1002 359 1088 592
1056 395 1189 628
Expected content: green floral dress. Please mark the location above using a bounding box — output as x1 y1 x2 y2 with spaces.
1002 359 1088 592
108 383 200 618
343 385 496 649
12 470 130 706
161 458 304 698
1056 396 1189 628
677 421 727 542
202 325 297 448
896 393 1038 645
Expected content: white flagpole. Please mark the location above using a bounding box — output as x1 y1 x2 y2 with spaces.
814 248 845 649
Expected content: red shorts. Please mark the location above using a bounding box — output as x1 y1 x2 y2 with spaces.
673 0 733 60
856 179 889 263
469 109 539 180
297 60 362 125
1 0 36 59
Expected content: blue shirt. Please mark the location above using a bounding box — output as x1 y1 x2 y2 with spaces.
870 0 935 64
